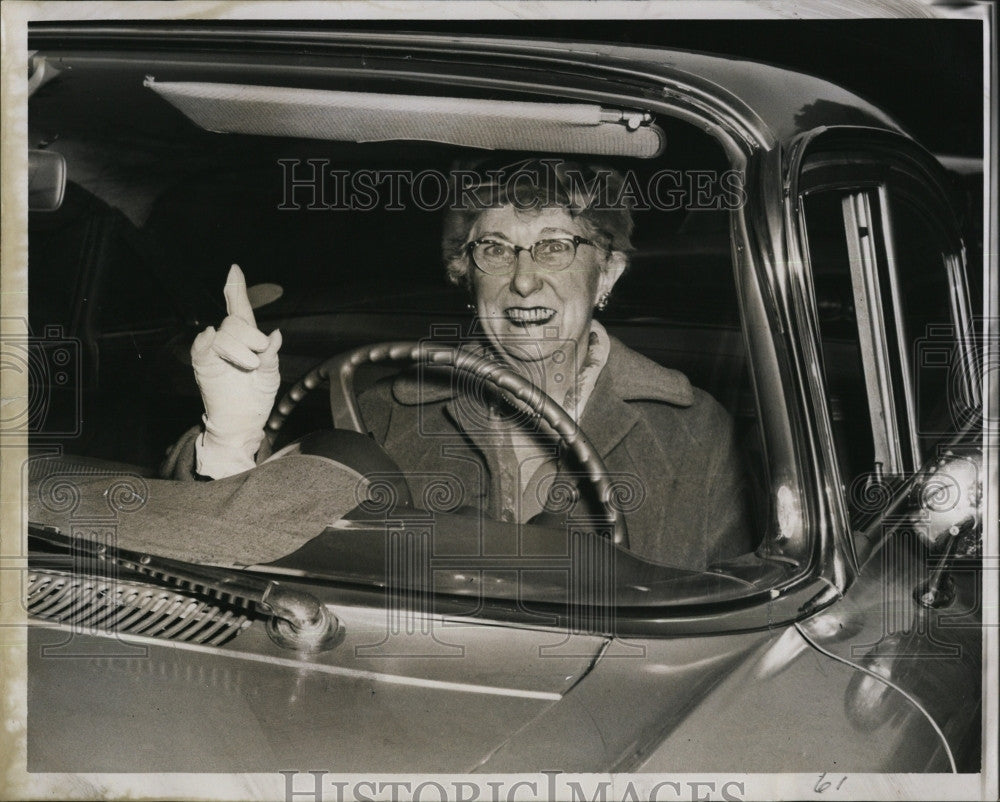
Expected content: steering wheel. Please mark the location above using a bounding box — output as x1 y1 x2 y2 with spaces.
266 342 628 548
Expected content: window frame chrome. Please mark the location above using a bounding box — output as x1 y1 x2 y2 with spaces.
786 128 974 568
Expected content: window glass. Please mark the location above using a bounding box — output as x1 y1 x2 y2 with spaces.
802 183 962 508
37 114 786 607
801 191 875 487
885 192 962 456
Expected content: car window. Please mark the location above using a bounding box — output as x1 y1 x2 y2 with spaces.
801 190 879 486
800 170 969 523
30 183 181 334
886 192 977 456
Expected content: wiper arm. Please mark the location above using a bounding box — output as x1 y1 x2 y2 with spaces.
27 522 340 652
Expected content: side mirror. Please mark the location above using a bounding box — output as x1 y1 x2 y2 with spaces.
911 449 981 609
913 450 982 551
28 149 66 212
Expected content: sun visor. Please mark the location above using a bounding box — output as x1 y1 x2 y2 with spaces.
144 77 665 158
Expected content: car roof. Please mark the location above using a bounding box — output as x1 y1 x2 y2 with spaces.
393 31 907 146
30 25 909 151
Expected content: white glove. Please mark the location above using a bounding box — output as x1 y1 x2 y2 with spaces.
191 264 282 478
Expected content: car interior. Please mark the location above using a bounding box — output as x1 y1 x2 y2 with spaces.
28 56 772 575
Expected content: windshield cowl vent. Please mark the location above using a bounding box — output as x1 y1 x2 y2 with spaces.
27 569 254 646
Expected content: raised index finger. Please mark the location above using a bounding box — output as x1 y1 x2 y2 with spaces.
223 264 257 327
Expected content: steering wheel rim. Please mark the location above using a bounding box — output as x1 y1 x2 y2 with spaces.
267 341 628 548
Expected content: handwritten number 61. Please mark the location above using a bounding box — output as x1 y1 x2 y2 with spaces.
814 773 847 793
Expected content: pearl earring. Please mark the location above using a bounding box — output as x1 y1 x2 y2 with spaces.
595 292 610 312
466 303 477 312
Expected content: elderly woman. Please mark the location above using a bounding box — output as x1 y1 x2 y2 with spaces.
164 160 751 568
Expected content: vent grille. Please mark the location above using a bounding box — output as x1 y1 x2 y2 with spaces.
27 570 254 646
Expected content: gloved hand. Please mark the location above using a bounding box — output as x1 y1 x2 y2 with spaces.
191 264 282 478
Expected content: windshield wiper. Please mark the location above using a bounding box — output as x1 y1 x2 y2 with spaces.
27 523 340 652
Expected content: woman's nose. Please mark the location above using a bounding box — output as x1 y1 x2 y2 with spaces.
509 250 543 296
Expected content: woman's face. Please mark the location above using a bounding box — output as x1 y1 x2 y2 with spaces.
467 205 625 375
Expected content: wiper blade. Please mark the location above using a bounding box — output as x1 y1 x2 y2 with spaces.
27 522 340 652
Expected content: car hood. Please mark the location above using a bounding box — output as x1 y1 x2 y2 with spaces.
29 597 773 773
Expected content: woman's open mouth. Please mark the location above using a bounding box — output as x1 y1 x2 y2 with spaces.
505 306 556 326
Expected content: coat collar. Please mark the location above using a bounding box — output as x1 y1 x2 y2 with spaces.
390 336 693 456
579 339 692 456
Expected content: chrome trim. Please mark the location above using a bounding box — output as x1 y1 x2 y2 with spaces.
34 623 564 701
792 197 856 571
945 249 979 409
749 143 845 586
782 126 973 583
877 185 922 467
841 188 904 472
738 148 814 570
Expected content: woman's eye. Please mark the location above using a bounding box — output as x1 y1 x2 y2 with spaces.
537 240 572 257
483 243 511 258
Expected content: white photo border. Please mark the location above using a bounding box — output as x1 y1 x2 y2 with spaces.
1 2 996 801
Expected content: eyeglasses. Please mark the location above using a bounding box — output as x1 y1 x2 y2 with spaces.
466 236 608 276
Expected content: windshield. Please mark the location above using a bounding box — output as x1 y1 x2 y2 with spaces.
26 49 804 626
